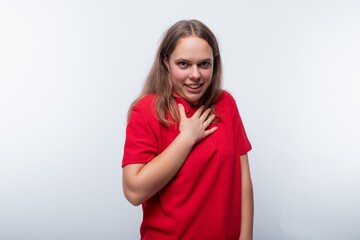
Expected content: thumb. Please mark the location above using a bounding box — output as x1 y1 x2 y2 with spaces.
177 104 187 120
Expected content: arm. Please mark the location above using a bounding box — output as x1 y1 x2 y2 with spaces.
122 104 217 206
239 153 254 240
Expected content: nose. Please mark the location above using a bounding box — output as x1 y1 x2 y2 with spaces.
189 66 201 80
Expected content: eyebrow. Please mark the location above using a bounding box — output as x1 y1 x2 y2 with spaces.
175 58 213 63
200 58 213 62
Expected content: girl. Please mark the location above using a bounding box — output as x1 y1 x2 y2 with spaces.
122 19 253 240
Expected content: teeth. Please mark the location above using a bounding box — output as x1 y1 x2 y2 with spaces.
186 84 201 89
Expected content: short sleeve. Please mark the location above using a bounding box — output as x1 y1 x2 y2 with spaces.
227 92 252 156
122 98 159 167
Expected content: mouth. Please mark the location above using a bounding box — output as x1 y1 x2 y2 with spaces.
185 83 203 90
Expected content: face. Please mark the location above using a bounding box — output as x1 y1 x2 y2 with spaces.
166 36 214 106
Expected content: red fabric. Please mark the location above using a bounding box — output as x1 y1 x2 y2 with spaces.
122 91 252 240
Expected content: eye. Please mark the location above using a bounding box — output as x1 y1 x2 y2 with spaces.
177 61 189 68
199 61 212 69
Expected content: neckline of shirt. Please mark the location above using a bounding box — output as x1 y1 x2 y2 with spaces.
172 92 201 115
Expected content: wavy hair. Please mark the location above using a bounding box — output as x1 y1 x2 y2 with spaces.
129 19 223 125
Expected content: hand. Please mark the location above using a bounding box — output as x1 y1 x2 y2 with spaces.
178 104 218 144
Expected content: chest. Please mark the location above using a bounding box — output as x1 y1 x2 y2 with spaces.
157 107 237 176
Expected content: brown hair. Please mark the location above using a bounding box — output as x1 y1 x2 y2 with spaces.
128 19 223 125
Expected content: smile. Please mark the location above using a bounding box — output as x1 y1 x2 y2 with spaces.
185 83 203 89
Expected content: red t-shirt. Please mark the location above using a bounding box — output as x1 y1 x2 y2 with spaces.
122 91 252 240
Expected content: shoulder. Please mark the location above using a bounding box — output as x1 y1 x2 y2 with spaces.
132 94 157 112
129 94 157 120
216 90 237 107
133 94 157 109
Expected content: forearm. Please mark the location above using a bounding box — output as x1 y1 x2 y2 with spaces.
239 154 254 240
123 132 195 205
123 104 216 206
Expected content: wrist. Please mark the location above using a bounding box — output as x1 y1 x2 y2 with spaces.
178 131 197 147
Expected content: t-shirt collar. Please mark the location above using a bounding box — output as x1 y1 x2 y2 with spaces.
173 92 202 116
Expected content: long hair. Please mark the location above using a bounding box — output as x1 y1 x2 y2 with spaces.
128 19 223 125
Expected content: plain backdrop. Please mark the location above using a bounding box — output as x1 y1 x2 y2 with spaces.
1 0 359 239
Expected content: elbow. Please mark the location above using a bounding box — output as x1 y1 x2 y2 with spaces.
122 165 150 206
123 188 145 206
125 194 143 206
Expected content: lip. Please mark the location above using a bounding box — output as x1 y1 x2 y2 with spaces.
184 83 204 91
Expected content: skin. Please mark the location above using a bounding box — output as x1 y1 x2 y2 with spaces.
165 36 214 106
122 36 253 239
240 154 254 240
122 104 217 206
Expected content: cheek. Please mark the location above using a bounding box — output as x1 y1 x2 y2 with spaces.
170 69 187 83
201 69 213 81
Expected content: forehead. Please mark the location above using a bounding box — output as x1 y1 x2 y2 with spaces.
170 36 213 60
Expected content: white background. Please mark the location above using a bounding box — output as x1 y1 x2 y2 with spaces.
1 0 359 239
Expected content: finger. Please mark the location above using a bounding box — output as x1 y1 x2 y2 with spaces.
199 108 212 122
192 105 205 118
178 104 187 120
204 126 218 138
203 114 216 128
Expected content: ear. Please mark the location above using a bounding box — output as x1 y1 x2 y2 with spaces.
163 56 170 70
